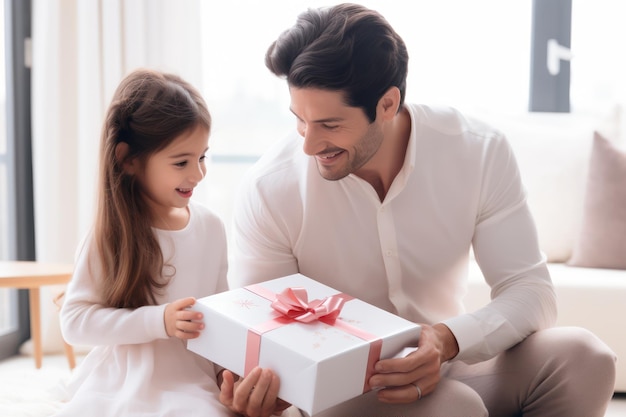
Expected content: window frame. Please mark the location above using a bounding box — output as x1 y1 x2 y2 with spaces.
0 0 34 360
529 0 572 112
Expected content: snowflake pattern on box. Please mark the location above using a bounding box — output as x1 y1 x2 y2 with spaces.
338 316 363 326
233 299 259 309
309 322 361 350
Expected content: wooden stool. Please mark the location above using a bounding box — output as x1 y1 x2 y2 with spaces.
0 261 76 369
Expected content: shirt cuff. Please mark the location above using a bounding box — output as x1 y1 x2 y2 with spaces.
441 313 486 363
145 303 169 340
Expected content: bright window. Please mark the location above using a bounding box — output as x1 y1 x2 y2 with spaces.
195 0 625 243
198 0 534 231
570 0 626 115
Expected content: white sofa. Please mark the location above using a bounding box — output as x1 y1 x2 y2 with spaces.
462 109 626 392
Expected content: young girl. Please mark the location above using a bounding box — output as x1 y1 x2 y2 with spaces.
54 68 236 416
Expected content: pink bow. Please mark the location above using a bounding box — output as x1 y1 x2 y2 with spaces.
271 287 346 323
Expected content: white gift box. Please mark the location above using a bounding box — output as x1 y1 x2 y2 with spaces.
188 273 421 415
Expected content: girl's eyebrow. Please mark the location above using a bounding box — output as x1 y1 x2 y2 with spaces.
169 147 209 159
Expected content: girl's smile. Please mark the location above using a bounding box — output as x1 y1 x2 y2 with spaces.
176 187 194 198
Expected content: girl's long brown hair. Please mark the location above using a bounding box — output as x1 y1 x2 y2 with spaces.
95 69 211 308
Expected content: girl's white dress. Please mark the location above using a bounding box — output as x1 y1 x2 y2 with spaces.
53 201 236 417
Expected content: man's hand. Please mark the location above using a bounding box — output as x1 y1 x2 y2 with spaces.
219 367 291 417
369 323 459 404
164 297 204 339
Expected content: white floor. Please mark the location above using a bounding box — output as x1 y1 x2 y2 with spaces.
0 353 74 417
0 353 625 416
609 394 626 417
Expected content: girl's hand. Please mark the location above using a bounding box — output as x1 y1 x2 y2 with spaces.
164 297 204 339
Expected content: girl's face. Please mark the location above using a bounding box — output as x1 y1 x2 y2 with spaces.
135 124 209 229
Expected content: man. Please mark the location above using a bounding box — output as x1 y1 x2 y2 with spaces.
221 3 617 416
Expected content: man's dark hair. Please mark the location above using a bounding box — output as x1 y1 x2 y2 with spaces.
265 3 408 122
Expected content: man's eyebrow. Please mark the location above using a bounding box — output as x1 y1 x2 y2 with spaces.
289 108 344 124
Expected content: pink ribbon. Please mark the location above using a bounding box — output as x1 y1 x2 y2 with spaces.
270 287 346 323
243 284 382 393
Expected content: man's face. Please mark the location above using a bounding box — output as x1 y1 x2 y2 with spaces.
289 87 383 181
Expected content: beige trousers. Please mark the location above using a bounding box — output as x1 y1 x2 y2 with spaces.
307 327 617 417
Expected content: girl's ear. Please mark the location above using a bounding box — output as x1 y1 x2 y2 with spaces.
115 142 135 174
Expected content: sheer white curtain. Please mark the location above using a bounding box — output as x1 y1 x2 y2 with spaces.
28 0 205 354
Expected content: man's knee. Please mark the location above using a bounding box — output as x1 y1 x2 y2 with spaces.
513 327 617 416
550 327 616 382
518 326 617 402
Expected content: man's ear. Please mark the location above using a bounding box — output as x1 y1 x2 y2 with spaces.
378 87 401 121
115 142 135 174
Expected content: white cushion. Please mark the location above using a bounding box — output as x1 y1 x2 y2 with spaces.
470 111 606 262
